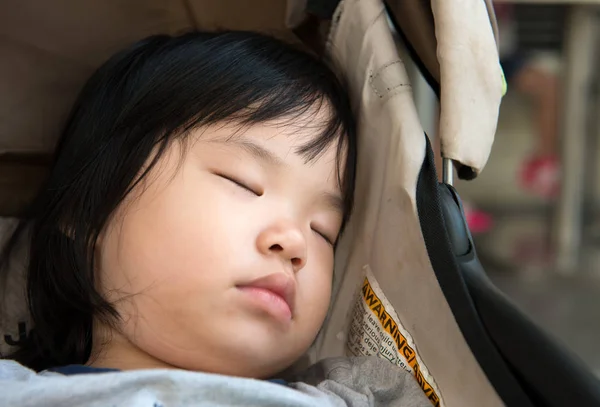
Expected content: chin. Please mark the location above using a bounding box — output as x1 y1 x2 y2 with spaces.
199 356 297 379
223 344 302 379
158 339 303 379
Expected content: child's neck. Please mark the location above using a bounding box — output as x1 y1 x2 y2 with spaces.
87 328 177 371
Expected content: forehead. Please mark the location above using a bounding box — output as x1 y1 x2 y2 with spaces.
198 114 344 172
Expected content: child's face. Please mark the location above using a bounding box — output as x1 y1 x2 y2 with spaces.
94 118 344 378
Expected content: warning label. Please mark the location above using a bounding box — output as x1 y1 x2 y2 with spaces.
346 266 443 406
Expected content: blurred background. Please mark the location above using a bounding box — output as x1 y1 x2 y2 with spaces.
411 1 600 376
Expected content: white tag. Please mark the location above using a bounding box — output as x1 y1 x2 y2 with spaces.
346 265 443 406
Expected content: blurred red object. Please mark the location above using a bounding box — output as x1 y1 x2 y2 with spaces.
519 155 560 199
463 203 494 235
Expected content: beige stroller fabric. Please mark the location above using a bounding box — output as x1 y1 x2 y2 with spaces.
287 0 503 175
304 1 503 405
1 0 504 406
429 0 503 174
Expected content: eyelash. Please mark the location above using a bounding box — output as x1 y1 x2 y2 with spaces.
313 228 334 246
218 173 261 196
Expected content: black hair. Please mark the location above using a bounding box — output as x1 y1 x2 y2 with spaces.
0 31 356 371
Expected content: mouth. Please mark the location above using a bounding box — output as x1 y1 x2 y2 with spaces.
236 273 296 324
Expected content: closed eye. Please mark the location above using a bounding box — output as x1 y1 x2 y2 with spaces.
312 228 335 246
216 173 262 196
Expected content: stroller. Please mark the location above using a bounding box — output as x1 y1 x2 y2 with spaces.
1 0 599 405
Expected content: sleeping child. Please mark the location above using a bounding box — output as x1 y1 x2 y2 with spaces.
0 30 430 407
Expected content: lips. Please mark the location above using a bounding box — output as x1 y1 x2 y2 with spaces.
237 272 296 323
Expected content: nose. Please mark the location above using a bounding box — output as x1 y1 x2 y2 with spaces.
256 221 307 272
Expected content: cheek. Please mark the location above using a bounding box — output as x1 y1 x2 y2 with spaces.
101 204 208 298
297 248 334 326
97 170 252 312
96 170 259 356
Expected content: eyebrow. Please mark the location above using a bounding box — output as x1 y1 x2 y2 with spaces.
228 137 284 167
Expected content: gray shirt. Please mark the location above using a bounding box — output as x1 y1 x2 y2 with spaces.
0 356 432 407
